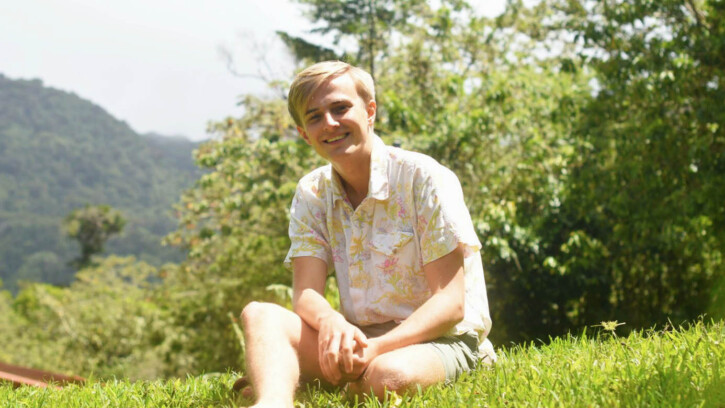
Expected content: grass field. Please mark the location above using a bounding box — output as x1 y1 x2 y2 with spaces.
2 319 723 407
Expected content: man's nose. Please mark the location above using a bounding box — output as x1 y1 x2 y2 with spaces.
323 112 339 129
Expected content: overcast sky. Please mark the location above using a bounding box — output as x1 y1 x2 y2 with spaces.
0 0 505 141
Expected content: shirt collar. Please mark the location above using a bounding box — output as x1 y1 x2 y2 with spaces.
331 134 390 204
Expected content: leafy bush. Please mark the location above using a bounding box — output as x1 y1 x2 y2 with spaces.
1 257 171 380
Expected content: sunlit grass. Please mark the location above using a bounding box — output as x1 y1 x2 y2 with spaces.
3 320 723 407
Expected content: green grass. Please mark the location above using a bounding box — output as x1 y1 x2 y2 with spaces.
3 320 724 407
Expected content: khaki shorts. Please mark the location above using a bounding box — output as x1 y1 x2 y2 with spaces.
359 321 480 384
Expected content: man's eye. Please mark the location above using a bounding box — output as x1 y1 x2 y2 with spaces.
307 114 321 122
334 106 349 114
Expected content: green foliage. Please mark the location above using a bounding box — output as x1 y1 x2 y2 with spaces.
64 205 126 268
3 320 724 407
276 31 343 65
523 0 725 333
289 0 467 78
0 257 171 380
15 251 68 286
0 213 77 291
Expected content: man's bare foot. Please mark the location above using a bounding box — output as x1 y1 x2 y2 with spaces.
234 376 294 408
232 376 254 399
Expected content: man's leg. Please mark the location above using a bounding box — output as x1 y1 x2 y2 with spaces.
347 344 447 399
240 301 328 408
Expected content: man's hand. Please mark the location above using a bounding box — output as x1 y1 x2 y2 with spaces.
317 312 368 385
338 337 382 383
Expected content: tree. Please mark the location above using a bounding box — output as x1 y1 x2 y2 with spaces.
64 205 126 268
287 0 472 77
539 0 725 329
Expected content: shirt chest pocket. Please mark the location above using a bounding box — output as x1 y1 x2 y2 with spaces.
369 230 414 256
367 228 426 298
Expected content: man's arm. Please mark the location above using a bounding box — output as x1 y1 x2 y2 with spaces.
292 256 368 385
347 245 465 375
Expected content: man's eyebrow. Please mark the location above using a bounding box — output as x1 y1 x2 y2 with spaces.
305 99 349 115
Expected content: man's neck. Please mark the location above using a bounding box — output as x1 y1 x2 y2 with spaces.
333 154 371 209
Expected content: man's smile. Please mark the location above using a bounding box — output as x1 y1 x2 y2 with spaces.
325 133 349 143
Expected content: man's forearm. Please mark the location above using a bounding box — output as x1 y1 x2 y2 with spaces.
293 287 342 330
291 256 341 331
372 289 464 355
370 246 466 356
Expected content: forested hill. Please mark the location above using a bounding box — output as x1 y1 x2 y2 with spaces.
0 73 201 290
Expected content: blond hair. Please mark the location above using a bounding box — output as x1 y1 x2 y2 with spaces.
288 61 375 127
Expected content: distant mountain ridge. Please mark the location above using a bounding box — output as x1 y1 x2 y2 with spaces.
0 73 201 290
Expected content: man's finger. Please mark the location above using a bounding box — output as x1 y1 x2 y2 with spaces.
327 333 341 363
324 358 340 384
353 327 369 347
319 336 338 384
339 330 355 373
326 333 342 382
318 336 328 370
320 356 335 385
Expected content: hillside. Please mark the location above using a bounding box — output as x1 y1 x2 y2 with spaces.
0 73 201 290
2 320 723 407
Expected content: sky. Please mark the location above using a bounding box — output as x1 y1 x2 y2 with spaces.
0 0 505 141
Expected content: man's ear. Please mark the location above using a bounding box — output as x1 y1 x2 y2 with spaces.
367 100 377 125
297 126 311 145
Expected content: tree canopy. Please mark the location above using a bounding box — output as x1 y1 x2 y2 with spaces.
64 205 126 268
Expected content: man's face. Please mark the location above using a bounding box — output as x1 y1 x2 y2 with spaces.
297 73 376 164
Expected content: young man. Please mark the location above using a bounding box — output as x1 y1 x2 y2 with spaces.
240 61 494 408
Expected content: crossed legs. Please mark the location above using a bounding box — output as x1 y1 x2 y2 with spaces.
240 301 446 407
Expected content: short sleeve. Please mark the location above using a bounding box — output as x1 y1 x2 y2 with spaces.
416 165 482 265
284 181 332 270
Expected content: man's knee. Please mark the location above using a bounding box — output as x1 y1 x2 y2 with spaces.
241 301 303 347
358 355 414 396
240 301 282 330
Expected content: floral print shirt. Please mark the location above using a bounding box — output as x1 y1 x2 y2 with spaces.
285 135 492 343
